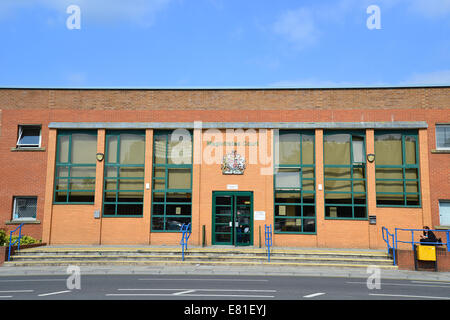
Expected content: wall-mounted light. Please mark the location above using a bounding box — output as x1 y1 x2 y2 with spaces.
367 154 375 163
96 152 104 162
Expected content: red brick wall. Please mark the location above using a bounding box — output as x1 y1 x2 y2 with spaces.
0 87 448 247
397 248 450 272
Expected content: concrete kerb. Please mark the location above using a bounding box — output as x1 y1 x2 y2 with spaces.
1 265 449 282
2 244 449 281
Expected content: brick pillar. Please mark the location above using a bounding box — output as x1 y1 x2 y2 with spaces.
419 129 432 228
42 128 57 244
96 129 105 244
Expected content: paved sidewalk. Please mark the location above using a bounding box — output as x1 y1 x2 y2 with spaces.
1 264 449 282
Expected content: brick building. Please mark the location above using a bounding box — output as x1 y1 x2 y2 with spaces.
0 86 449 249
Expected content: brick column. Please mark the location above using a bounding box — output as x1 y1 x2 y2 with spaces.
96 129 105 244
42 128 57 244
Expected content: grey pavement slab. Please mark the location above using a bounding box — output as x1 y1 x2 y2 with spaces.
1 264 449 282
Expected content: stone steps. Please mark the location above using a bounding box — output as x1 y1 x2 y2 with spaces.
4 246 396 269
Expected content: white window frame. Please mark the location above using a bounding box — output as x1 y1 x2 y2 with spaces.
435 124 450 150
16 125 41 148
439 200 450 226
13 196 37 221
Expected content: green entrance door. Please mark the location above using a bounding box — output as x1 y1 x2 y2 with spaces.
212 191 253 246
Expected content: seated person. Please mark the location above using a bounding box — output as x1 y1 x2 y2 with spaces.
420 226 438 245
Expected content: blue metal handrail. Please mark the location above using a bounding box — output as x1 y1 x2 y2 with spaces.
394 228 449 252
180 223 191 261
382 226 396 265
382 226 450 266
264 224 272 262
8 223 24 261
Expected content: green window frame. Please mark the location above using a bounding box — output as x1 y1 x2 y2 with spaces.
151 130 193 232
54 130 97 204
324 131 367 220
274 130 316 234
103 130 145 217
375 130 421 207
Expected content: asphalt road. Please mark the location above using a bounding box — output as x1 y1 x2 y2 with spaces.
0 273 449 301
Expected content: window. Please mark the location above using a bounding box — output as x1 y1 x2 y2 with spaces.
16 125 41 148
274 131 316 233
436 124 450 150
13 197 37 220
152 130 192 231
439 200 450 226
54 130 97 204
324 132 367 219
375 131 420 207
103 131 145 217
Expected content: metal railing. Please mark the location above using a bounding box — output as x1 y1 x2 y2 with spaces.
382 226 396 265
382 226 450 266
180 223 191 261
265 224 272 262
8 223 24 262
394 228 449 251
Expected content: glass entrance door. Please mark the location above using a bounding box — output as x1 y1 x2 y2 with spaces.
212 191 253 246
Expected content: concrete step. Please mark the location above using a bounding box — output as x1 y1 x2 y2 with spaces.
13 246 390 257
5 246 395 269
9 253 394 265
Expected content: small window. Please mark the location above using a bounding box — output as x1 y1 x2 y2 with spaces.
439 200 450 226
13 197 37 220
16 125 41 148
436 124 450 150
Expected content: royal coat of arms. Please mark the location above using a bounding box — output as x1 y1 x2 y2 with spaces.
221 150 246 175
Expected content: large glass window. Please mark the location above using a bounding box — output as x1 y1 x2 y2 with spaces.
103 131 145 216
375 131 420 207
54 130 97 204
324 132 367 219
152 130 193 231
274 131 316 233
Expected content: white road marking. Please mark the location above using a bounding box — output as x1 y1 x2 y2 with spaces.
0 279 65 282
0 296 13 298
369 293 450 300
138 278 269 282
109 288 277 298
303 292 326 298
173 289 196 295
347 281 450 288
38 290 71 297
106 293 275 298
0 290 34 293
117 288 277 292
411 281 450 286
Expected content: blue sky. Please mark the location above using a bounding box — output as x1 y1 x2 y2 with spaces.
0 0 449 88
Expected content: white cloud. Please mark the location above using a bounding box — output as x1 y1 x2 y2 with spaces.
272 8 319 51
270 69 450 88
0 0 172 27
269 78 382 88
408 0 450 18
66 72 87 86
401 69 450 86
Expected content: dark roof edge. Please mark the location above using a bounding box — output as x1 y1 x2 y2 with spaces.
0 85 449 91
